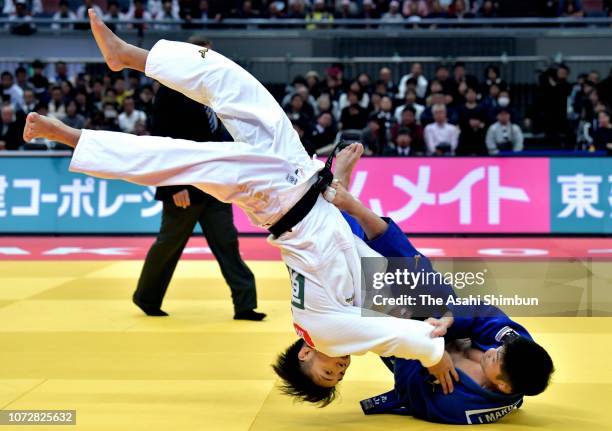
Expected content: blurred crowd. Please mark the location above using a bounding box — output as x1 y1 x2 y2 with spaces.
2 0 612 35
283 62 612 155
1 57 612 155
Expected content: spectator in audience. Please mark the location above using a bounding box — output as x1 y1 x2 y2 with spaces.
306 0 334 29
421 91 458 125
356 72 373 95
114 77 133 106
137 84 155 119
236 0 259 18
1 71 25 111
22 89 37 113
104 0 127 32
51 61 71 85
14 67 31 93
433 64 454 97
311 112 338 150
0 104 24 150
147 0 179 18
155 0 181 29
311 112 337 150
315 93 334 119
381 0 404 27
402 0 430 17
394 88 424 123
357 0 380 27
588 70 600 84
378 67 398 95
427 0 451 19
62 100 86 130
384 127 413 156
286 0 307 19
2 0 42 16
101 101 119 130
118 96 147 133
449 0 474 18
391 106 424 152
424 103 460 155
590 110 612 155
403 1 423 24
457 112 488 155
335 0 357 19
323 68 343 102
361 114 388 155
52 0 78 30
73 89 91 117
48 86 66 120
398 62 428 100
486 107 524 154
482 65 506 93
457 86 484 128
478 0 497 17
481 82 502 123
340 91 369 130
8 0 36 35
304 71 322 98
125 0 153 31
451 61 479 100
285 92 312 125
283 78 317 118
29 60 48 96
559 0 584 17
339 80 370 111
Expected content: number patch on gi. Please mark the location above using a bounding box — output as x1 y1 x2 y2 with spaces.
288 267 305 309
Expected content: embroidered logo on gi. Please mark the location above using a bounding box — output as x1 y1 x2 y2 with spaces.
199 48 209 59
288 267 305 309
286 173 298 185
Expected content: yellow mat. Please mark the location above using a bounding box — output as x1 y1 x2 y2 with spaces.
0 260 610 430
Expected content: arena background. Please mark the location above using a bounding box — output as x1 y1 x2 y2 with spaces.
0 0 611 430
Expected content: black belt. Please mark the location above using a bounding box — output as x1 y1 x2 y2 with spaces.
268 144 341 238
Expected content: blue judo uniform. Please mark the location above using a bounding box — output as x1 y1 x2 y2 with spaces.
343 213 532 425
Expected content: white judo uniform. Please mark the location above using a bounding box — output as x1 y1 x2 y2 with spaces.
69 40 444 367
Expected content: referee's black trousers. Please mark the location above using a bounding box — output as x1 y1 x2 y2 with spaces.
133 199 257 314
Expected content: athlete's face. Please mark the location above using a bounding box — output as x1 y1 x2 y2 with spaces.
298 346 351 388
481 346 512 394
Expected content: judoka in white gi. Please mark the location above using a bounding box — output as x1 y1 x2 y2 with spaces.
23 9 457 406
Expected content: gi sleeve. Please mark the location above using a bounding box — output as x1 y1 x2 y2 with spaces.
447 304 533 348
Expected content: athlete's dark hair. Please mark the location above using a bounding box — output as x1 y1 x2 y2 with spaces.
500 337 554 396
272 339 337 407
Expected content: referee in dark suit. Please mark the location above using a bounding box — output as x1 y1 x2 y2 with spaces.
132 37 265 321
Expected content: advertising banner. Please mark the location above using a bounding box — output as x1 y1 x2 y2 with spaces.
0 156 609 234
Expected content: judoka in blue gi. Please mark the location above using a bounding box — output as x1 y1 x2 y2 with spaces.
332 176 555 425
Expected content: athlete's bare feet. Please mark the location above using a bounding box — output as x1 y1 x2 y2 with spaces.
334 142 364 187
88 9 129 72
23 112 81 148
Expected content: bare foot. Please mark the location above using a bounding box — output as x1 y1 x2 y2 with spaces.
23 113 80 147
88 8 127 72
334 142 364 187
